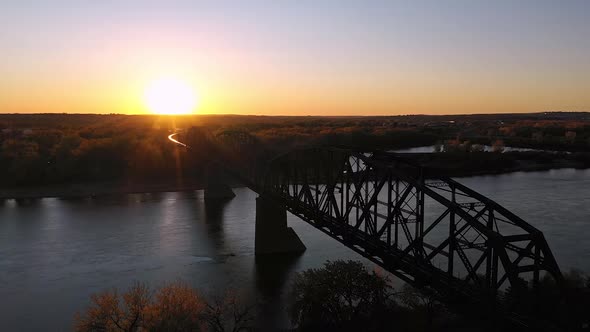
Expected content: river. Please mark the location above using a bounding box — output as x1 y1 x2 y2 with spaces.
1 168 589 331
393 145 567 153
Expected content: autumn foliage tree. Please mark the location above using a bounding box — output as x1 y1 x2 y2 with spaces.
74 282 253 332
288 260 398 331
74 282 151 332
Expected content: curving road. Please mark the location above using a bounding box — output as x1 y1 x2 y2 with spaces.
167 133 188 148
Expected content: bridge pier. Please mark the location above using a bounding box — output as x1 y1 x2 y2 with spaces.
204 182 235 201
204 168 236 202
255 196 306 255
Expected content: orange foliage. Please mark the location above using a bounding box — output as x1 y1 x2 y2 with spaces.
74 282 253 332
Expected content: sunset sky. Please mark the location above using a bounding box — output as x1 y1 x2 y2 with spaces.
1 1 589 115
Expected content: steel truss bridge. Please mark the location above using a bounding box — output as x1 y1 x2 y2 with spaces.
196 128 564 329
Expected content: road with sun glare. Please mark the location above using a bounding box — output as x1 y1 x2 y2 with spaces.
167 133 188 148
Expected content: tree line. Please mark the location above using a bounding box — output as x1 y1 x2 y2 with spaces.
2 113 590 187
75 260 590 332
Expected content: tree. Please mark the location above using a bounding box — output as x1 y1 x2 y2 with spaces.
491 140 505 153
74 282 151 332
470 144 485 152
144 282 206 332
400 284 443 329
501 270 590 331
203 291 255 332
74 282 253 332
287 260 397 331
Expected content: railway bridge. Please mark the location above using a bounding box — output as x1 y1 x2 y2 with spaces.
179 127 564 330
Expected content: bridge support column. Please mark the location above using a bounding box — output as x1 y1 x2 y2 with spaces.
255 196 306 255
204 182 235 201
204 169 236 202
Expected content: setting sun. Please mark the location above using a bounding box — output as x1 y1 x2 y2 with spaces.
143 78 197 115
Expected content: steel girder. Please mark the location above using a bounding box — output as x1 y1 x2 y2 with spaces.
209 134 564 328
259 147 563 308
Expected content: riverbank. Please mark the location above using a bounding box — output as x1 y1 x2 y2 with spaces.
430 161 588 178
438 163 590 178
398 151 590 178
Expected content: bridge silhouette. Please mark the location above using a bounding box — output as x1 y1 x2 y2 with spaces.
181 127 564 330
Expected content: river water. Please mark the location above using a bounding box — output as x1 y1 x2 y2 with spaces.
1 168 589 331
393 145 564 153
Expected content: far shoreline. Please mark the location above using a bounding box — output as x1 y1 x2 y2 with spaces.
429 162 589 178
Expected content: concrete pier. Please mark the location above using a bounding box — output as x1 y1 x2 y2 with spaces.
203 167 236 202
204 182 235 201
255 196 306 255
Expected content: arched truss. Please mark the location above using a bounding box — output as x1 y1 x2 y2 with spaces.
205 133 565 326
261 147 562 299
211 130 268 188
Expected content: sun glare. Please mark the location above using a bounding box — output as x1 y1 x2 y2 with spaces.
143 78 197 115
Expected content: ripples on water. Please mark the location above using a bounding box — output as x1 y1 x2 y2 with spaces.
0 168 589 331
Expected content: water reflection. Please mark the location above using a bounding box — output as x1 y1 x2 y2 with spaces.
204 199 229 248
204 198 247 268
254 254 302 330
15 197 42 206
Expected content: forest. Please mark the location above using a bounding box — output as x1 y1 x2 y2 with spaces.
1 112 589 189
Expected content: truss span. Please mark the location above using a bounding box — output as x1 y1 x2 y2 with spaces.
259 147 562 320
204 129 564 328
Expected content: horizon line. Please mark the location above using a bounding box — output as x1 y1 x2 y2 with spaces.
1 110 589 118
